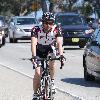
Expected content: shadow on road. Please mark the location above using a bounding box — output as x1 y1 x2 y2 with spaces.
61 78 100 88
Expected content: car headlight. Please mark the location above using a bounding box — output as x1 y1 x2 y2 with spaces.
2 31 4 35
16 28 22 32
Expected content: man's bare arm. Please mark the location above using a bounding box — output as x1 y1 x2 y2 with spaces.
56 37 63 55
31 37 37 57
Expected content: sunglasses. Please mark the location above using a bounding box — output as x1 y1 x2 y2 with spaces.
43 21 54 25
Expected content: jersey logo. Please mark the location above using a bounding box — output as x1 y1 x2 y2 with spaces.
40 36 45 39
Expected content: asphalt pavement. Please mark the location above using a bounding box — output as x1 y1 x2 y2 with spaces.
0 64 79 100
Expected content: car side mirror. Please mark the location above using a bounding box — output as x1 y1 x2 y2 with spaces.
11 22 15 25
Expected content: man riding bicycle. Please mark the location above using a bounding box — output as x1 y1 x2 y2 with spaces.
31 12 65 100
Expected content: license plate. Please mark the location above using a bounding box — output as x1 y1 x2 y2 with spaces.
72 38 79 42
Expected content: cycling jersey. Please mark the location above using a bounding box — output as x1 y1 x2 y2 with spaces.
31 24 62 45
31 24 62 59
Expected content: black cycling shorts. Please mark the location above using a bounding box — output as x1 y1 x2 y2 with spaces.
33 44 56 69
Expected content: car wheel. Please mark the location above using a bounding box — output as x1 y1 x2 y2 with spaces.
12 38 17 43
2 37 5 45
84 68 95 81
9 38 13 43
83 54 86 67
0 44 1 48
12 32 17 43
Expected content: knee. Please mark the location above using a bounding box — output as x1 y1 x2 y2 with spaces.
49 64 55 70
34 69 41 79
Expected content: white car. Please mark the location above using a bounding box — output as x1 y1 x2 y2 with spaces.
8 16 39 43
0 20 6 47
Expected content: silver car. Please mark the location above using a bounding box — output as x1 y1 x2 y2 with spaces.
0 15 8 37
83 28 100 81
8 16 39 43
0 20 6 47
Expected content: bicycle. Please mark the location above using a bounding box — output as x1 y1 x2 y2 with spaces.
32 56 65 100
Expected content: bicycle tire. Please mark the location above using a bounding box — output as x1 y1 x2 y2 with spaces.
45 76 54 100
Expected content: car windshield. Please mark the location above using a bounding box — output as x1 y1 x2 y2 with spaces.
0 16 4 20
16 18 37 25
0 20 4 27
0 16 5 22
56 15 83 26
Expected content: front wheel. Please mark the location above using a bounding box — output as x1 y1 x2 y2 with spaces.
84 68 95 81
39 77 55 100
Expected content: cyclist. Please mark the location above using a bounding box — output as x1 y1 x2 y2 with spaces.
31 12 65 100
85 21 94 34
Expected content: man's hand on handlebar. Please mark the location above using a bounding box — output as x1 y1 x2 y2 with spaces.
59 55 66 67
32 56 38 67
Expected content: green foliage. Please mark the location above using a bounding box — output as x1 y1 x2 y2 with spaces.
83 4 93 17
0 0 99 18
0 0 28 15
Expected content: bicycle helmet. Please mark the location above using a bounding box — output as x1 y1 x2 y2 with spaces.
42 12 55 22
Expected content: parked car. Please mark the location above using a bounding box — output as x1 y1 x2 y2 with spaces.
83 27 100 81
8 16 39 43
0 20 6 47
0 15 8 37
55 12 91 48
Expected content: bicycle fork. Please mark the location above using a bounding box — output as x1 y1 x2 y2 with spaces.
40 75 54 100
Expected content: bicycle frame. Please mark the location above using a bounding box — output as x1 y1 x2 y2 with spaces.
37 58 54 100
32 56 64 100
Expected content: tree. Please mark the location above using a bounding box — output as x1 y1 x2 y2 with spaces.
0 0 30 16
82 2 93 17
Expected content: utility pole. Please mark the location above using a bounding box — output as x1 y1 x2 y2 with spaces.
34 0 37 18
41 0 48 13
49 0 54 12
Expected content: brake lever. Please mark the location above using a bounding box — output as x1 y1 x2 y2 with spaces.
60 57 66 69
60 60 64 69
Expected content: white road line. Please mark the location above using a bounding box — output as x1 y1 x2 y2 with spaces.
0 63 83 100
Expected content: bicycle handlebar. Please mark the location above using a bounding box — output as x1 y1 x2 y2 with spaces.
31 57 65 69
